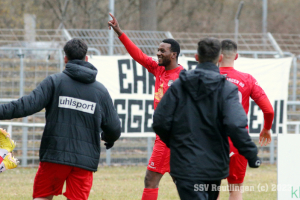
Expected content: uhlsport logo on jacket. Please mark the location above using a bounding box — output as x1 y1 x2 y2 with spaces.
58 96 96 114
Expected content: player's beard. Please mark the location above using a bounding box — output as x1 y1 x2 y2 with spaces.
158 57 171 67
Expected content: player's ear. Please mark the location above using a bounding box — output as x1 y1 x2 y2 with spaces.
218 54 223 63
172 52 177 59
64 56 68 64
235 53 238 60
195 54 199 62
85 55 88 62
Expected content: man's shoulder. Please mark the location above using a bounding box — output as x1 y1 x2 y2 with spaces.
223 80 238 95
94 80 105 87
51 72 80 83
55 71 69 78
224 79 238 88
171 78 182 87
58 72 107 92
92 81 110 93
46 72 64 82
231 69 255 79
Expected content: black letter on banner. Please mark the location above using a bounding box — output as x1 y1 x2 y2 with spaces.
114 99 126 132
249 101 261 133
118 59 132 93
133 60 146 93
278 100 284 133
148 73 155 95
128 100 143 132
144 100 154 132
272 100 278 134
188 61 198 70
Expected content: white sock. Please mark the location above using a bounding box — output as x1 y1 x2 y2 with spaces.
0 149 8 159
0 162 6 173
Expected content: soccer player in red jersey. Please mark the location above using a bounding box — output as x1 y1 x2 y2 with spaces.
218 39 274 200
108 13 184 200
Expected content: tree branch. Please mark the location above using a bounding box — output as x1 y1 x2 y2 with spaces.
157 0 179 23
45 0 62 21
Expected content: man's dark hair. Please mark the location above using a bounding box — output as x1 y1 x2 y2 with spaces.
64 38 88 61
162 38 180 60
221 39 238 52
197 37 221 64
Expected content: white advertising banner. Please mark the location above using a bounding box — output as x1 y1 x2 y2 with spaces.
277 134 300 200
89 56 293 136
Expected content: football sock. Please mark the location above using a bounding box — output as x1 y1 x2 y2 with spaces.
141 188 159 200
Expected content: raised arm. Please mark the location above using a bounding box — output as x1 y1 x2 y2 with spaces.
108 13 159 75
0 76 54 120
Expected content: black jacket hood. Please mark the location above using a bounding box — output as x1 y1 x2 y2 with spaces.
179 62 225 101
63 60 98 84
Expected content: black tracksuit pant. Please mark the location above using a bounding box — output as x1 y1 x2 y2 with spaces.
175 178 221 200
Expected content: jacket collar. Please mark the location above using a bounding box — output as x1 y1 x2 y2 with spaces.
63 60 98 84
196 62 220 73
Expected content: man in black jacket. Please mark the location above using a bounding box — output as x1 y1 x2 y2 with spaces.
152 38 260 200
0 39 121 200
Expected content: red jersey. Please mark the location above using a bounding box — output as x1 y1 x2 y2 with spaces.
220 67 273 129
220 67 266 114
119 33 184 109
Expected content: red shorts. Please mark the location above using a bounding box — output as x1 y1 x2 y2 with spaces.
147 135 170 174
33 162 93 200
227 138 248 184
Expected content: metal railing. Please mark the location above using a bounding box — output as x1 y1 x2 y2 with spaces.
3 29 299 56
0 121 279 167
0 121 156 167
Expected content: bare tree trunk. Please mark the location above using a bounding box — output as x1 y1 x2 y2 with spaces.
139 0 157 30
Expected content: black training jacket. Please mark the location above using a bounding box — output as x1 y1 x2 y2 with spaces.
152 62 258 181
0 60 121 171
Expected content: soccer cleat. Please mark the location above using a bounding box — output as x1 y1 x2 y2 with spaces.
0 128 16 152
3 153 18 170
